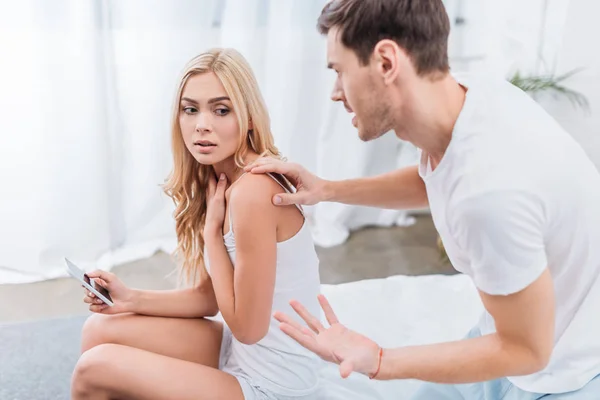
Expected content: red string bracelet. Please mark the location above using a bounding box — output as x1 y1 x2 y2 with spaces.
369 347 383 380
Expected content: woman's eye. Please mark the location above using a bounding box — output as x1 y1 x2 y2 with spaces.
215 108 230 116
182 106 197 115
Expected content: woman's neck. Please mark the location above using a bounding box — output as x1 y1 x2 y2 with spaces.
212 152 260 185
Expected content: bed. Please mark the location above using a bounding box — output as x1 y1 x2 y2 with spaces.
318 273 483 399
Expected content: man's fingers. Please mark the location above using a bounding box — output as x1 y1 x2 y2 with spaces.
275 312 317 341
272 192 305 206
246 159 299 183
279 322 319 354
339 359 355 379
318 294 340 325
290 300 325 334
333 349 355 379
244 157 281 172
273 311 316 338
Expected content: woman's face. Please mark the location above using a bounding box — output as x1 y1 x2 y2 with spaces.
179 72 241 166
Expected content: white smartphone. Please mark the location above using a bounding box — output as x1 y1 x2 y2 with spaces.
65 258 114 307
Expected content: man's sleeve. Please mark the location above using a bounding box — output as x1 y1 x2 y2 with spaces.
449 191 548 295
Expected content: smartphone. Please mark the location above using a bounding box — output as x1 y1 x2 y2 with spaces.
65 258 114 306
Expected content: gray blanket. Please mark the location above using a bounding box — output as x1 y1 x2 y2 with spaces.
0 316 86 400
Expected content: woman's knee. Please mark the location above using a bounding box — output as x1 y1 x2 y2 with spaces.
80 313 120 353
71 343 117 398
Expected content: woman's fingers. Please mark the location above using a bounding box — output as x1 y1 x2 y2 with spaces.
89 304 109 313
95 278 109 289
86 270 116 284
207 173 217 199
84 294 104 304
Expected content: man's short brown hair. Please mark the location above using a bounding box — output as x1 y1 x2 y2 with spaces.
317 0 450 75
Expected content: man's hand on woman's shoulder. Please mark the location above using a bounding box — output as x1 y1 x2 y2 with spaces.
244 158 331 206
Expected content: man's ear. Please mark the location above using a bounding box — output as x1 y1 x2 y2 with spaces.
373 40 405 85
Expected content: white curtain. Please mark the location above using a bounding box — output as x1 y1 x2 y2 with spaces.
1 0 576 284
218 0 421 248
439 0 570 78
0 0 419 284
537 0 600 171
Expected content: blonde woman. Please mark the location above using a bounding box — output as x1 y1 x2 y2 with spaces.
70 48 322 400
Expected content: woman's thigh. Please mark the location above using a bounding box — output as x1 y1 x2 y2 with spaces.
80 313 223 367
72 343 243 400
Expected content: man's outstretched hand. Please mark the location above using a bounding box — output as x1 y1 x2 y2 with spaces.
244 158 330 206
274 294 381 379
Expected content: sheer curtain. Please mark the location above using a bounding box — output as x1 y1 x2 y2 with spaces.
218 0 421 248
538 0 600 170
0 0 418 284
0 0 573 283
0 0 199 283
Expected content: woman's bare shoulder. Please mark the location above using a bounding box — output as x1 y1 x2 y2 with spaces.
229 173 284 210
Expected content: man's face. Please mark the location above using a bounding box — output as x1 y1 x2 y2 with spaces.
326 27 394 141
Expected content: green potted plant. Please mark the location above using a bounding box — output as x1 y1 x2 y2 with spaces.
509 68 589 111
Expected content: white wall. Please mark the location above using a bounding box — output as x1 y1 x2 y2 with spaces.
538 0 600 170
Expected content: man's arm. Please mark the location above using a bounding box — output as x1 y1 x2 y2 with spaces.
374 191 554 382
376 268 555 382
275 189 554 382
325 165 428 209
246 159 428 210
274 267 554 383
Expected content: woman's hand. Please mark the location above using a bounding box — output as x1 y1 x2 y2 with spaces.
204 173 228 236
82 270 135 315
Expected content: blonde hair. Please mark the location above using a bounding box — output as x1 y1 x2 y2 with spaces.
163 48 282 286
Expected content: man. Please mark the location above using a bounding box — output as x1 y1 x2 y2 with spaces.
244 0 600 399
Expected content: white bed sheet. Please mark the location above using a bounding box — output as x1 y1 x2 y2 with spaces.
316 273 484 399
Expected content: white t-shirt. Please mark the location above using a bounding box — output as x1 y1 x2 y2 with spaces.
419 74 600 393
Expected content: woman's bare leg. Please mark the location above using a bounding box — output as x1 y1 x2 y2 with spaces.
71 343 244 400
73 313 227 397
80 313 223 366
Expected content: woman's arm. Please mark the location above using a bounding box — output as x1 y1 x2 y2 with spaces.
128 277 219 318
83 269 218 318
204 175 278 345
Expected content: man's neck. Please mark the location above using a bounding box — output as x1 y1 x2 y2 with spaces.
399 75 467 170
